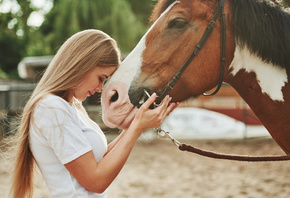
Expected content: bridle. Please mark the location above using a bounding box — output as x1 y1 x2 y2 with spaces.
147 0 226 106
144 0 290 161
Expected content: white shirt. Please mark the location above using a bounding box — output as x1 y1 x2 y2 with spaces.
30 94 108 198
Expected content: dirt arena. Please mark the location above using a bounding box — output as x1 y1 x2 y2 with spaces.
1 135 290 198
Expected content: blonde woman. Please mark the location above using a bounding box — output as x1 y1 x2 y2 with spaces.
10 29 178 198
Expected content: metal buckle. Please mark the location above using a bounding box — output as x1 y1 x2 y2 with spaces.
156 128 181 147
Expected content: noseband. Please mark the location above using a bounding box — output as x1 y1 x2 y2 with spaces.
150 0 226 104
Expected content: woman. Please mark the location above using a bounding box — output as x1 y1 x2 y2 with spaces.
10 29 178 198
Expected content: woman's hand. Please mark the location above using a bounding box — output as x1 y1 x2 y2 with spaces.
131 93 179 132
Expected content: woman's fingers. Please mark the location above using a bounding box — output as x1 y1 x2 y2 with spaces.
140 92 157 110
155 95 177 120
134 93 179 131
156 95 171 111
166 102 179 116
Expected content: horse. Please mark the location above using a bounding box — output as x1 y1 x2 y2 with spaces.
101 0 290 154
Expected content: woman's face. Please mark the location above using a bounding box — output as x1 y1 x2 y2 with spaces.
72 66 117 101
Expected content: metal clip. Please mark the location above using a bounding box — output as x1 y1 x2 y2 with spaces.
156 128 181 147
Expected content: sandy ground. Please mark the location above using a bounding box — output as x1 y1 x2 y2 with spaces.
1 135 290 198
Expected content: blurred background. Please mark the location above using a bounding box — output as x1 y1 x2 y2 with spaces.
1 1 290 198
0 0 155 77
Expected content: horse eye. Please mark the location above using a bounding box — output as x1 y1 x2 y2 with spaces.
168 18 188 29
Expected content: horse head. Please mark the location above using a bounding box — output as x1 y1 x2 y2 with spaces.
101 0 234 129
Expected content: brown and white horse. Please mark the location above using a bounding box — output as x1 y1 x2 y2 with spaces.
101 0 290 154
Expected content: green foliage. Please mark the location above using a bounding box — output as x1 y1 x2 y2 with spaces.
284 0 290 7
0 68 9 79
0 0 155 78
0 31 24 75
0 0 35 78
0 10 26 77
38 0 153 53
127 0 156 24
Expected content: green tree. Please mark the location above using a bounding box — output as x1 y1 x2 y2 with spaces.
0 30 24 76
0 0 36 77
0 4 28 76
0 0 154 77
127 0 157 24
38 0 151 54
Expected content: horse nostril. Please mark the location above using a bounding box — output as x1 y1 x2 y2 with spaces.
110 91 119 102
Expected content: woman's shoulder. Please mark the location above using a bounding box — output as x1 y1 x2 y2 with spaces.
33 94 78 123
36 94 73 112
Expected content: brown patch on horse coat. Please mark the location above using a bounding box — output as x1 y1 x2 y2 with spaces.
226 69 290 154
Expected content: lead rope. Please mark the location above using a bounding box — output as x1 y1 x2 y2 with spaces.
156 128 290 162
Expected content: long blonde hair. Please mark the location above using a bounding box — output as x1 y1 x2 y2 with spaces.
10 29 120 198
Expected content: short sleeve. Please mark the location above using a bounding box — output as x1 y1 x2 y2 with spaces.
32 98 92 164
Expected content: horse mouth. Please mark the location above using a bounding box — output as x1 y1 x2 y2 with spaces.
102 101 138 130
117 106 138 129
129 87 162 109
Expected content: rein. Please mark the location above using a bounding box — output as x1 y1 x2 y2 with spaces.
156 128 290 162
156 0 227 103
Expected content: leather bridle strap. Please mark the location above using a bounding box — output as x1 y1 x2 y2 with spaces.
157 128 290 162
179 143 290 162
158 0 226 102
203 0 226 96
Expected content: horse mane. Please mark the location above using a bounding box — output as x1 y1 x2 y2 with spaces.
149 0 290 70
229 0 290 70
150 0 177 22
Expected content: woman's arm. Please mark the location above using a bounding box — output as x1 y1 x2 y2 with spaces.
65 94 178 193
106 130 126 155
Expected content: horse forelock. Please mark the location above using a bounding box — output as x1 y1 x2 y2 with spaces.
229 0 290 70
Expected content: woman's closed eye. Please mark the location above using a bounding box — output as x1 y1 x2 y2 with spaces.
99 75 107 83
99 77 104 83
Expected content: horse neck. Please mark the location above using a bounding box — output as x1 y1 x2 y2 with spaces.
225 48 290 154
223 0 290 154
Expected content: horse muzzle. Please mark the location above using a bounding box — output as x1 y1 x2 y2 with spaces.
128 87 162 109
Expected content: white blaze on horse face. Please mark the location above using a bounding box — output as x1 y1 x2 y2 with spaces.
108 1 180 88
230 45 288 101
101 1 180 129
